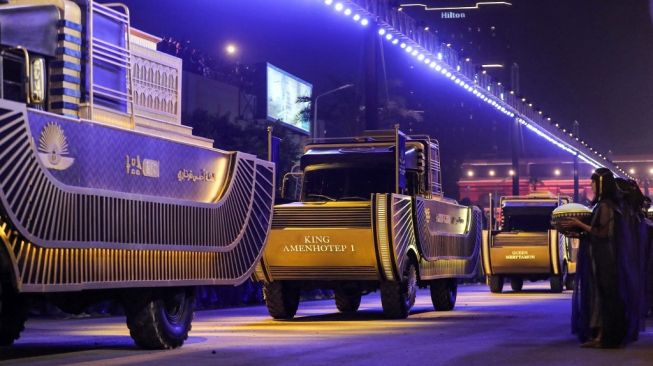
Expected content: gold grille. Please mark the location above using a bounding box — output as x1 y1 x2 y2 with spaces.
493 233 549 247
272 205 371 228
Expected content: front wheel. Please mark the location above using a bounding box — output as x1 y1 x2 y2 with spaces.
489 275 504 293
0 279 28 346
430 278 458 311
124 287 196 349
510 278 524 292
380 261 417 319
263 281 300 320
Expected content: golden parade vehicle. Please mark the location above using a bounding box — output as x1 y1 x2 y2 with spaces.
255 127 482 319
481 193 577 293
0 1 274 348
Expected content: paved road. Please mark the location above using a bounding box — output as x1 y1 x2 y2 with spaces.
2 283 652 366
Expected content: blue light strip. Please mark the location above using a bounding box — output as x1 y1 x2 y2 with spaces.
319 0 631 179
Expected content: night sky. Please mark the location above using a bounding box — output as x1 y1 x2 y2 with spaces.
121 0 653 156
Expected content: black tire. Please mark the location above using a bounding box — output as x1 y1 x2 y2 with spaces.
489 275 504 293
380 261 417 319
0 280 28 346
263 281 300 320
430 278 458 311
550 275 563 293
334 287 362 313
510 277 524 292
565 273 575 291
125 287 195 349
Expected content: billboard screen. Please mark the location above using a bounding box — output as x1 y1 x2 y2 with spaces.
266 63 312 134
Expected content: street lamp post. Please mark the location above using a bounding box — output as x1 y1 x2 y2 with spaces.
573 120 580 202
312 83 354 139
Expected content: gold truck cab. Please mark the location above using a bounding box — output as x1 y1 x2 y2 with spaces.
481 193 577 293
257 128 482 319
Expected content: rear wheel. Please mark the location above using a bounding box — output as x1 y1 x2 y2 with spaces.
380 261 417 319
0 279 28 346
334 287 362 313
263 281 300 320
565 273 575 291
430 278 458 311
124 287 196 349
550 275 564 293
510 277 524 292
489 275 504 293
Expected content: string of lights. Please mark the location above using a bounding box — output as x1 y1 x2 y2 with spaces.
318 0 632 180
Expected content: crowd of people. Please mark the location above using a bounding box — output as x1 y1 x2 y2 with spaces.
560 168 651 348
157 37 255 88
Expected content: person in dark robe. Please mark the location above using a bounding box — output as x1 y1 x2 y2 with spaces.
614 178 651 338
560 168 644 348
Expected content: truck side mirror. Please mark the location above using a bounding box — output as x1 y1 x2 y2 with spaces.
280 172 302 201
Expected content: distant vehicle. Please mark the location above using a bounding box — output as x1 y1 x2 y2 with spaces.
255 127 482 319
481 193 577 293
0 0 274 349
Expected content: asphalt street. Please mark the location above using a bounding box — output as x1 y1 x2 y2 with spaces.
2 283 652 366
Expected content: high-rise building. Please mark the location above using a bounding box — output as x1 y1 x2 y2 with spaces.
400 1 516 88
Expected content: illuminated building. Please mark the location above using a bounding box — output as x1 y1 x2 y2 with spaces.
458 155 653 206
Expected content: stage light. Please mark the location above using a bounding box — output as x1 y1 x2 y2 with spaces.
344 8 352 15
324 0 333 5
334 3 343 11
378 28 386 36
360 18 369 26
353 14 361 21
467 170 474 177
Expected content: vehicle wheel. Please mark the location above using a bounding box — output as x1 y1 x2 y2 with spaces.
263 281 300 320
565 273 575 291
430 278 458 311
550 275 563 293
0 280 28 346
510 278 524 292
380 261 417 319
334 287 362 313
125 287 195 349
489 275 504 293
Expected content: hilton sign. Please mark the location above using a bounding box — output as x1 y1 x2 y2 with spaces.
441 11 466 19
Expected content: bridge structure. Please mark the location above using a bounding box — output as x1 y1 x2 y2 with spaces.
318 0 632 184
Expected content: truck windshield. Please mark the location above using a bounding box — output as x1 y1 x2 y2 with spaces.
303 166 394 202
501 206 556 232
